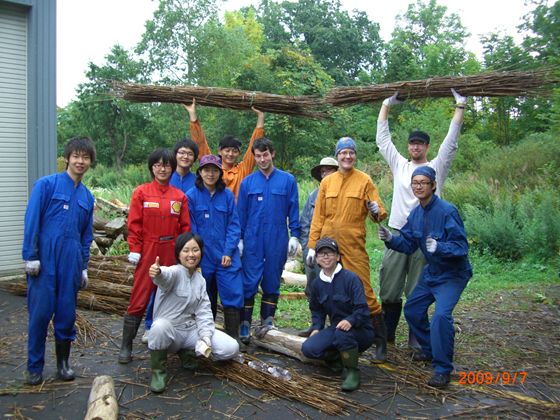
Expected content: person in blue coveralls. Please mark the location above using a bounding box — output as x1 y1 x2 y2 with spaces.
186 154 244 340
237 137 301 344
378 166 472 388
301 237 374 392
142 137 200 344
22 137 96 386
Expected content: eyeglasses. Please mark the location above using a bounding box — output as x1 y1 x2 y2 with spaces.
177 150 194 157
153 163 172 170
317 250 336 258
411 180 432 188
338 150 356 157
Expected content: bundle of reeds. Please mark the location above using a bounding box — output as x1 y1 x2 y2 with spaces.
326 68 560 106
112 81 328 119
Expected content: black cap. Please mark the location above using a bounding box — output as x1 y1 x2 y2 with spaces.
408 130 430 144
315 237 339 253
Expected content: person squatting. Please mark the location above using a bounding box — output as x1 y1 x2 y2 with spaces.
22 90 469 391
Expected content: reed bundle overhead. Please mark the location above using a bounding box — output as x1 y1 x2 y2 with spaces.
326 69 560 106
112 81 328 119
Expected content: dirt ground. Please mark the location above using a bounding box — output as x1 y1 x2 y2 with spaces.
1 287 559 419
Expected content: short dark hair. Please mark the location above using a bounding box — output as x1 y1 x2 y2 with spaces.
173 139 199 161
195 168 226 192
219 135 242 150
148 148 177 178
174 232 204 266
64 136 96 164
251 137 275 154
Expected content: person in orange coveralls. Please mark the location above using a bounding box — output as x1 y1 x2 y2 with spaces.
183 99 265 198
306 137 389 362
118 148 191 364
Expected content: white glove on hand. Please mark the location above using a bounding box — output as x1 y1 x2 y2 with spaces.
81 269 89 290
426 237 437 253
451 88 467 105
378 226 393 242
128 252 141 265
306 248 316 267
24 260 41 276
238 239 244 258
195 336 212 358
288 237 299 257
367 200 379 216
382 91 402 107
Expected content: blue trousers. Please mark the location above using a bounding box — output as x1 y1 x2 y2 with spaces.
27 238 81 374
404 273 469 374
144 290 156 330
202 258 244 309
301 325 375 359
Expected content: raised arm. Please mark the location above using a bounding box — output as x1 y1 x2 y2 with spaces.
376 92 406 170
238 107 265 173
183 99 212 157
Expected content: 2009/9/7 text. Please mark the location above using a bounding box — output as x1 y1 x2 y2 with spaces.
458 371 527 385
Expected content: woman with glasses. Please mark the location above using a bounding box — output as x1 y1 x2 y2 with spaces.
169 138 200 193
118 148 191 364
301 237 374 392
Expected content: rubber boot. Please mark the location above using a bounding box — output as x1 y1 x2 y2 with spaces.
408 328 422 353
240 297 255 345
382 301 402 344
177 349 198 370
55 340 75 381
118 314 142 364
25 371 43 386
323 349 343 375
340 348 360 392
260 293 279 327
371 313 387 363
223 307 241 339
150 349 168 393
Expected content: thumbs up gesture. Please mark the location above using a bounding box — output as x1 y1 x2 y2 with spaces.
149 256 161 278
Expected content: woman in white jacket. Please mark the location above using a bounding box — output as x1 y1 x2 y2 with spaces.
147 232 239 393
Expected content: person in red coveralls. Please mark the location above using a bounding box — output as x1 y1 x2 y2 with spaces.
118 148 191 364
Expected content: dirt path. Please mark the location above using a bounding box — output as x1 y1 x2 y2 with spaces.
1 288 559 419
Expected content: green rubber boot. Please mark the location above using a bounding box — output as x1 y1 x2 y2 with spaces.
340 348 360 392
323 349 343 375
150 349 168 393
177 348 198 370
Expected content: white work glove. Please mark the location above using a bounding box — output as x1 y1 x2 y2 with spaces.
24 260 41 276
238 239 244 258
288 237 299 257
378 225 393 242
195 336 212 358
128 252 141 265
451 88 467 105
81 269 89 290
367 200 379 216
426 237 438 253
306 248 316 267
382 91 402 107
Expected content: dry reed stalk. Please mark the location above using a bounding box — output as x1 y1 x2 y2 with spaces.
326 69 560 106
112 82 329 119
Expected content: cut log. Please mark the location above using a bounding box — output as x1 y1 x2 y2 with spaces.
90 241 101 256
93 216 109 231
281 270 307 287
252 329 316 364
95 196 128 215
104 217 126 238
84 375 118 420
279 292 307 300
94 236 114 248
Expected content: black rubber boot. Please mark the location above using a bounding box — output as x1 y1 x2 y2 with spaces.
340 348 360 392
118 314 142 364
240 297 255 345
223 307 241 339
260 293 279 327
150 349 168 393
177 349 198 370
371 313 387 363
55 340 75 381
323 349 343 375
382 301 402 344
408 329 422 353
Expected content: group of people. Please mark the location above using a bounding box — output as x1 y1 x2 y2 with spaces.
22 89 472 394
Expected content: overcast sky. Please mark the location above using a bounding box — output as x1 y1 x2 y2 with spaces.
56 0 545 107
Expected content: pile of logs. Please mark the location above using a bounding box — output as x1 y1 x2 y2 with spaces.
92 197 128 255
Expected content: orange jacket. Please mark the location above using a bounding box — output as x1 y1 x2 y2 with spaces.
190 120 265 199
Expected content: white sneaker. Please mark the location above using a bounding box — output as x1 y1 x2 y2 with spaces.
141 330 149 344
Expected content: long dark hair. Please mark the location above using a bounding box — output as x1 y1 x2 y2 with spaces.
174 232 204 266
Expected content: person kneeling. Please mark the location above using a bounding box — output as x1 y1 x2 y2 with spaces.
147 233 239 393
301 237 374 392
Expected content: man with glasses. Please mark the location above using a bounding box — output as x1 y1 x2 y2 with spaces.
378 166 472 388
376 89 466 349
306 137 388 362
